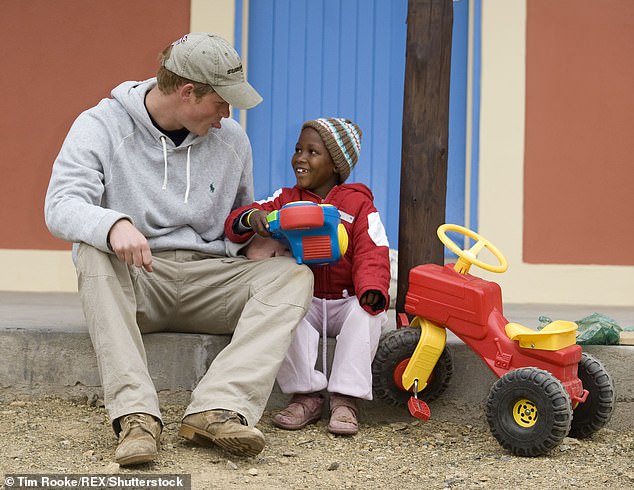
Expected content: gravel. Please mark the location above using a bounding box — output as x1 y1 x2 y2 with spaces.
1 396 633 489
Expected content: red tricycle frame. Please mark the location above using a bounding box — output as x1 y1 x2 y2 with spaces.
372 224 615 457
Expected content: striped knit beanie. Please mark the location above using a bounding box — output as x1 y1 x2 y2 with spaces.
302 118 362 183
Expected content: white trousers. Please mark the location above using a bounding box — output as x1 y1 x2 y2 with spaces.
276 295 387 400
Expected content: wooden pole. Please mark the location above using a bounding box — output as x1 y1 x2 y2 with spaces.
396 0 453 315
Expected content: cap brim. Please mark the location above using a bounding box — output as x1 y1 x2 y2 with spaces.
214 81 263 110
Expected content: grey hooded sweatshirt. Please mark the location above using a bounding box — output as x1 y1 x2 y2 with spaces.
45 78 254 257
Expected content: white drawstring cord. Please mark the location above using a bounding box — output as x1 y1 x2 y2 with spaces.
322 298 328 379
184 146 191 203
160 136 168 190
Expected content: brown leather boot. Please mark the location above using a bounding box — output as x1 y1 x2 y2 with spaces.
179 410 265 457
272 393 324 430
328 393 359 435
114 413 161 466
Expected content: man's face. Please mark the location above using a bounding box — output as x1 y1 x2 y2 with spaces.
291 127 339 199
181 90 230 136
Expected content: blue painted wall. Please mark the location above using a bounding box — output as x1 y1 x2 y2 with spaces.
242 0 478 249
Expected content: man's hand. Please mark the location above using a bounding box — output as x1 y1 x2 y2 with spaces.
107 219 153 272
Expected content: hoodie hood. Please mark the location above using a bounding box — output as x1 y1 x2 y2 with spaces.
111 80 154 131
296 182 375 205
327 182 374 202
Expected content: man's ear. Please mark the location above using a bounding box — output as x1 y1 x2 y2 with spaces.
178 83 195 101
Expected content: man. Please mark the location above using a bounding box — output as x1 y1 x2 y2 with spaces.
45 33 313 466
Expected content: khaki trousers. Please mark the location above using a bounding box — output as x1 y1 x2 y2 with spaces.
75 244 313 428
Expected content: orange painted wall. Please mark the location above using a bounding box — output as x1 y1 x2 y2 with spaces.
0 0 190 250
524 0 634 265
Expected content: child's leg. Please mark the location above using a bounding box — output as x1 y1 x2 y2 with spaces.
274 298 327 430
276 298 328 394
327 297 387 400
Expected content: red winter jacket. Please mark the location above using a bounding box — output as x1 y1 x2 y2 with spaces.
224 184 391 315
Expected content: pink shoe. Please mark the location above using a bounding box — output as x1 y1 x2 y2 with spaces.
328 394 359 435
272 394 324 430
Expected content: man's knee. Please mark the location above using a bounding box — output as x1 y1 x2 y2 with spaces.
76 243 109 272
256 258 313 309
289 264 314 310
75 243 129 282
280 260 313 294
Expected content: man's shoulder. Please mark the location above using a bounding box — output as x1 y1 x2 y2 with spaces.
69 98 133 141
216 117 246 137
206 117 249 150
76 91 128 122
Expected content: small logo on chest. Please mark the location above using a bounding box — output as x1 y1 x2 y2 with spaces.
209 183 215 193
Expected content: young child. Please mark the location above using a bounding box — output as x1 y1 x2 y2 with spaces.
224 118 390 435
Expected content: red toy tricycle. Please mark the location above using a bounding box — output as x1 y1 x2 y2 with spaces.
372 224 615 456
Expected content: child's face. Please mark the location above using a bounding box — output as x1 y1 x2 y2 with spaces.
292 127 340 199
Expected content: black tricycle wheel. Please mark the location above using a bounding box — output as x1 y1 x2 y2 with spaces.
568 352 615 439
372 326 453 406
485 367 572 457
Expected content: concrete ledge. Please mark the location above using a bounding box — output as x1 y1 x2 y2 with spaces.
1 292 632 429
0 328 232 399
2 323 632 404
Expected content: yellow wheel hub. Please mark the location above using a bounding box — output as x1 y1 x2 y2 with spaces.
513 399 538 427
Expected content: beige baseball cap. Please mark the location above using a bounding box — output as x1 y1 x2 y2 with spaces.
163 32 263 110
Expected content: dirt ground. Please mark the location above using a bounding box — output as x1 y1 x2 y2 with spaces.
1 395 633 490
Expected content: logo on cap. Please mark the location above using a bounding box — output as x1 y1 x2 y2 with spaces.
227 65 243 75
171 34 188 46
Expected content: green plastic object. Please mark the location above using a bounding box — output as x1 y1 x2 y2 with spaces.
538 312 622 345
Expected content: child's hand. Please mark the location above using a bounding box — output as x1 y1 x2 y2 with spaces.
359 290 385 310
246 210 272 237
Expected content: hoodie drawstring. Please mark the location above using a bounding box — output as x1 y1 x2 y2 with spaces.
184 145 191 204
159 136 191 204
160 136 168 190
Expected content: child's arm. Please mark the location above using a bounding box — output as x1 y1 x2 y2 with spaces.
224 188 292 243
224 204 262 243
351 201 391 314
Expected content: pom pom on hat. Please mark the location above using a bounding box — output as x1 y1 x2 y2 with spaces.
302 118 362 183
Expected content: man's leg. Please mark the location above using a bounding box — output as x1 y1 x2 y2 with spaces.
75 244 164 425
172 255 312 456
179 256 313 425
75 244 171 465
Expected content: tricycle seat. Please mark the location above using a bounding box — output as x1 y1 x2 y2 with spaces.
504 320 577 351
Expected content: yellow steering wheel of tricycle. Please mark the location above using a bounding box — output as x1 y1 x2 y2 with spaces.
437 224 508 275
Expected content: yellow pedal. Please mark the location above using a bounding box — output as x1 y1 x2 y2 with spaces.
505 320 577 350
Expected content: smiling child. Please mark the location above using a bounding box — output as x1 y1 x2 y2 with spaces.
225 117 391 435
